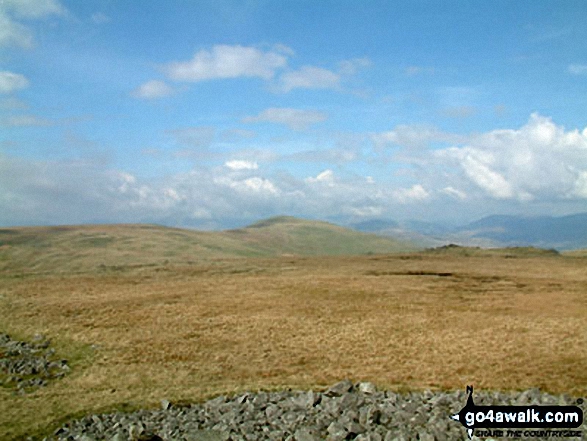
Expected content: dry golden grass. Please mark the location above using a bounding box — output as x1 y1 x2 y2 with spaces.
1 252 586 438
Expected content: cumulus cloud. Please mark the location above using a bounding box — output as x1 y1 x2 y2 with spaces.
163 45 289 82
243 107 327 131
3 113 586 228
431 113 587 201
214 175 280 195
130 80 174 99
225 160 258 171
0 71 29 94
0 0 66 48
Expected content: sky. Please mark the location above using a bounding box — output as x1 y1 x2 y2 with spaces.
1 0 587 229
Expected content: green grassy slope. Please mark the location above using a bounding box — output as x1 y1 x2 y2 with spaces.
227 216 418 256
0 217 418 274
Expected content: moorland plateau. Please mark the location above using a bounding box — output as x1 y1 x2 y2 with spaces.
0 217 586 438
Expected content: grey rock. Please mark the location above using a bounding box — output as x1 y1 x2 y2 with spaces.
293 427 320 441
160 399 171 410
325 379 353 397
42 381 587 441
357 382 377 395
326 421 348 441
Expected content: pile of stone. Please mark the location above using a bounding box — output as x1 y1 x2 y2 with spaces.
0 333 69 393
46 380 585 441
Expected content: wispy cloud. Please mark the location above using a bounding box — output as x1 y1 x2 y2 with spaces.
568 64 587 75
130 80 175 99
0 0 66 49
276 66 340 92
338 57 371 75
0 71 29 94
91 12 111 24
0 115 52 127
274 58 370 93
441 105 477 119
243 107 327 131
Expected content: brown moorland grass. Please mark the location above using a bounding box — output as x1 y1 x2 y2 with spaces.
1 252 586 438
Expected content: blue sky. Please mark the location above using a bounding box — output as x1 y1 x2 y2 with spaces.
1 0 586 228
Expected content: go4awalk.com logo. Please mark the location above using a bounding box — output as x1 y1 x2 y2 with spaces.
450 386 583 439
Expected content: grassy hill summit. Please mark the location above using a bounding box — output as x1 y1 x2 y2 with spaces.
0 216 417 274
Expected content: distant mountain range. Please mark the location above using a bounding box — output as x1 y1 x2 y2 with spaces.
1 213 585 275
350 213 587 250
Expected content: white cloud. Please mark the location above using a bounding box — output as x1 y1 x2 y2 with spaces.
393 184 430 203
225 160 259 171
0 0 65 18
131 80 174 99
215 175 279 195
243 177 279 194
460 150 514 199
572 172 587 198
0 0 66 48
338 57 371 75
163 45 289 82
0 12 32 48
441 186 467 200
568 64 587 75
2 114 586 228
431 113 587 201
275 57 370 92
0 71 29 94
243 107 327 131
305 169 335 187
350 206 383 217
372 125 464 150
277 66 340 92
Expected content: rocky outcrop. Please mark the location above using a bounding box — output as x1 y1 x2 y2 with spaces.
46 381 585 440
0 333 69 393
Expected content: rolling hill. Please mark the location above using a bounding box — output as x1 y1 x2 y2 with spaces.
0 216 417 274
